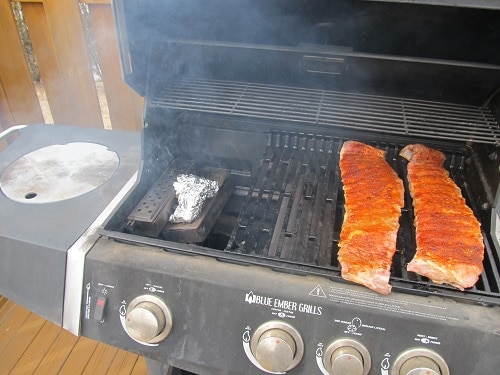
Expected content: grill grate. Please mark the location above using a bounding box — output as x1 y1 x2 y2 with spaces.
222 132 500 303
225 133 341 267
104 130 500 304
152 79 500 145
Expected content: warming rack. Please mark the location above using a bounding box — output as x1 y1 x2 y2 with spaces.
152 79 500 145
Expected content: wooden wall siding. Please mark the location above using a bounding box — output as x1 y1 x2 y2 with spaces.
0 0 143 132
0 0 44 129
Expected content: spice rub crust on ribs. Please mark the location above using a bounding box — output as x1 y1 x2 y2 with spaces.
338 141 404 295
400 144 484 290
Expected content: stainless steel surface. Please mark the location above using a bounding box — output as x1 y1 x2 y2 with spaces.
391 348 449 375
0 142 119 203
250 321 304 372
126 159 199 238
153 79 500 145
399 357 440 375
255 329 296 372
0 125 27 140
128 160 194 224
123 295 173 344
63 172 138 335
323 338 371 375
364 0 500 10
329 347 364 375
126 302 166 342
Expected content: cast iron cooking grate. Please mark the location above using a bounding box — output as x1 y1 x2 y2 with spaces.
221 132 500 304
152 79 500 145
104 130 500 305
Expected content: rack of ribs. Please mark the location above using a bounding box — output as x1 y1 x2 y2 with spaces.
400 144 484 290
338 141 404 294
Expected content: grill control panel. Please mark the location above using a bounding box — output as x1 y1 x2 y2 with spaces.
80 238 499 375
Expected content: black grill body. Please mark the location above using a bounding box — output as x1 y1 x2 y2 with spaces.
81 1 500 374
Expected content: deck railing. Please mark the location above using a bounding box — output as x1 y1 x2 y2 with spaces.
0 0 143 132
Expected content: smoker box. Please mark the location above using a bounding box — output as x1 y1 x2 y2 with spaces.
0 124 140 324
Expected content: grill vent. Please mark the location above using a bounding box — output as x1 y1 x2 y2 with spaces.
152 79 500 145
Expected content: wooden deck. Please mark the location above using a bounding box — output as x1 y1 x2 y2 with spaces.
0 295 147 374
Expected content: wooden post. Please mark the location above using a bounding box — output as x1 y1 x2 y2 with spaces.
0 0 44 128
24 0 104 128
87 3 143 131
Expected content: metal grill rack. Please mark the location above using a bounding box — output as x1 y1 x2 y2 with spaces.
104 129 500 305
221 132 500 304
225 132 341 267
152 79 500 145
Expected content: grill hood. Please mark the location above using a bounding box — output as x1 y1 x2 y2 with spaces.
113 0 500 106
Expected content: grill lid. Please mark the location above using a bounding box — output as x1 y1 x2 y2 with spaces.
113 0 500 104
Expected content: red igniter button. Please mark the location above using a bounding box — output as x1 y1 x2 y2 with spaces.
94 296 107 321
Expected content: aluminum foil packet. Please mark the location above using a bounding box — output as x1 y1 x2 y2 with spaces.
169 174 219 223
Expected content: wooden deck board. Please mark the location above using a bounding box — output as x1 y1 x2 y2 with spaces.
0 312 46 373
11 320 62 374
0 299 16 323
82 342 119 375
108 347 142 374
58 336 99 374
0 304 32 354
0 299 147 374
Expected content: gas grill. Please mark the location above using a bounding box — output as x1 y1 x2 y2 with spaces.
1 1 500 374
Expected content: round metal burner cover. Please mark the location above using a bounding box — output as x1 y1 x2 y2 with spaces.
0 142 119 204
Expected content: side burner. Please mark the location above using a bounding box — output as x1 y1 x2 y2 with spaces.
0 125 140 325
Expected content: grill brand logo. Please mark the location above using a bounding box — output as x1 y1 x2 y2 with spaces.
244 291 322 316
245 291 273 306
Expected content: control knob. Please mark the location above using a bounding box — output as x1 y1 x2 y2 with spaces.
124 295 172 344
391 348 450 375
250 321 304 372
322 338 371 375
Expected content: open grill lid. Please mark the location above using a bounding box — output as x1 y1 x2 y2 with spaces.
113 0 500 106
